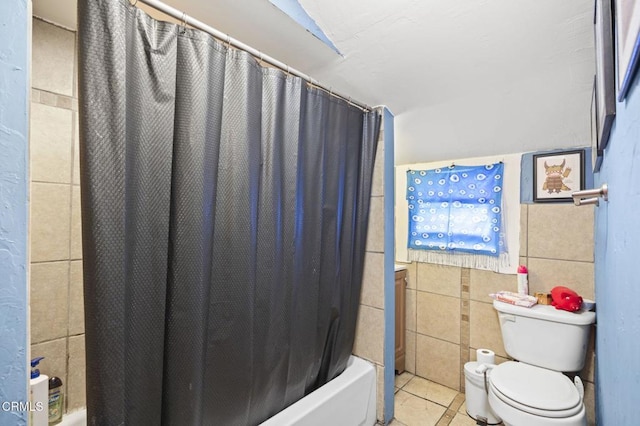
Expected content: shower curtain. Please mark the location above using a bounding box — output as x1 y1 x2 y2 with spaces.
78 1 380 425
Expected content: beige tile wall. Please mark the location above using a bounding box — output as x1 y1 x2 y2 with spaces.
403 203 596 425
354 118 387 423
30 17 85 413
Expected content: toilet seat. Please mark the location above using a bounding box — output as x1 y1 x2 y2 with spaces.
490 362 582 418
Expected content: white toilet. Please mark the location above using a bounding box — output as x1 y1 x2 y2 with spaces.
487 299 596 426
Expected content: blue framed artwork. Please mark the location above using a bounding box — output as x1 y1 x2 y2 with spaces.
615 0 640 101
594 0 616 150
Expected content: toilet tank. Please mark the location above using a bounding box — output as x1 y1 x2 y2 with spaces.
493 300 596 372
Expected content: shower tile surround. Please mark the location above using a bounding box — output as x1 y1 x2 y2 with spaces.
30 15 389 422
402 203 597 425
355 118 388 422
30 18 85 413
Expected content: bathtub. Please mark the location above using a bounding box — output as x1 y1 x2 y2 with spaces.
260 356 376 426
58 355 376 426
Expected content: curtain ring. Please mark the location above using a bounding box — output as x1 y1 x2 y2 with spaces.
129 0 138 6
180 12 187 33
286 66 290 78
226 35 232 50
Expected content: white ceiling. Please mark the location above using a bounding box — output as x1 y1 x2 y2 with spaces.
32 0 595 164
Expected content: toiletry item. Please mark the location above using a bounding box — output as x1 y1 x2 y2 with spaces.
517 265 529 295
476 348 495 365
48 376 63 424
489 291 538 307
30 357 48 426
534 292 552 305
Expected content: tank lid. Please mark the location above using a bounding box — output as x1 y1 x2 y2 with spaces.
493 300 596 325
491 362 581 412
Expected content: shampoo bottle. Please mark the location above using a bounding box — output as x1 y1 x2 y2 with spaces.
48 376 63 424
30 357 48 426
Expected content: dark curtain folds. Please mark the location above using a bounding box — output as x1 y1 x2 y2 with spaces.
78 1 380 425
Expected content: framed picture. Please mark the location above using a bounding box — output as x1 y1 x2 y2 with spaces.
591 78 604 172
533 150 585 203
615 0 640 101
594 0 616 149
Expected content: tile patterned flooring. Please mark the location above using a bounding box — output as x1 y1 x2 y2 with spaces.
389 372 486 426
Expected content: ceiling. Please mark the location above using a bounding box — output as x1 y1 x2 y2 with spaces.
32 0 595 164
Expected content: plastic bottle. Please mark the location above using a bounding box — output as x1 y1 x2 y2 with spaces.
30 357 48 426
48 376 64 424
517 265 529 295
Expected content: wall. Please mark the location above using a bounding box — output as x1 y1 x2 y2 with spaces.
353 111 390 423
594 63 640 423
29 17 85 413
402 202 597 425
0 1 30 424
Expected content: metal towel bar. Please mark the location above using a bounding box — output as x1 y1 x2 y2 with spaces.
572 184 608 206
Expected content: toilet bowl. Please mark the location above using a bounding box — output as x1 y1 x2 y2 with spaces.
487 361 586 426
487 300 595 426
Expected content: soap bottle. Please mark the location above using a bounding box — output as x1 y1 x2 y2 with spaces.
30 357 48 426
48 376 64 424
517 265 529 295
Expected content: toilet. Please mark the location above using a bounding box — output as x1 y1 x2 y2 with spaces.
486 299 596 426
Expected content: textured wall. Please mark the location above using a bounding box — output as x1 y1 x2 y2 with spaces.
594 65 640 424
0 1 30 424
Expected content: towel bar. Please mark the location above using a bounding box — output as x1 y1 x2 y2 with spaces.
572 184 608 206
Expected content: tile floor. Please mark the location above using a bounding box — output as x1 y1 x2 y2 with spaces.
389 372 493 426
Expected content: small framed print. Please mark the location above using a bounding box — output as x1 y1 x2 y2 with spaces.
591 78 604 172
615 0 640 101
533 150 585 203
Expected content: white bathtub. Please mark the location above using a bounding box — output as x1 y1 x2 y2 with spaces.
260 355 376 426
58 355 376 426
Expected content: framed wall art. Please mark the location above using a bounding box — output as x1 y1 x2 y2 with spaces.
615 0 640 101
533 150 585 202
594 0 616 149
591 78 604 172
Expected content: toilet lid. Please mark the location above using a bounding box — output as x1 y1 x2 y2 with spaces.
490 362 581 415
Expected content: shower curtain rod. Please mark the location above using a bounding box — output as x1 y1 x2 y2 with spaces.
132 0 371 111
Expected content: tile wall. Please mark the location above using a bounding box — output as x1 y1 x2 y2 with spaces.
29 17 85 413
353 117 387 423
403 203 597 425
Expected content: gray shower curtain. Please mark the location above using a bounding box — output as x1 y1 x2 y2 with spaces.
78 1 380 425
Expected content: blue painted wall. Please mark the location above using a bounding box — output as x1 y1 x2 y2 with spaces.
594 67 640 423
0 0 30 424
382 108 395 424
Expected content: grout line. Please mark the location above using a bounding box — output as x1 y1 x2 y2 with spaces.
460 268 471 392
525 255 594 264
30 180 73 186
31 334 82 346
523 204 528 258
448 392 465 413
64 42 78 412
413 289 461 300
31 258 82 264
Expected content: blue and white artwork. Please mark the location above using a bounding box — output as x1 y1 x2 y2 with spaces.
406 163 505 257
